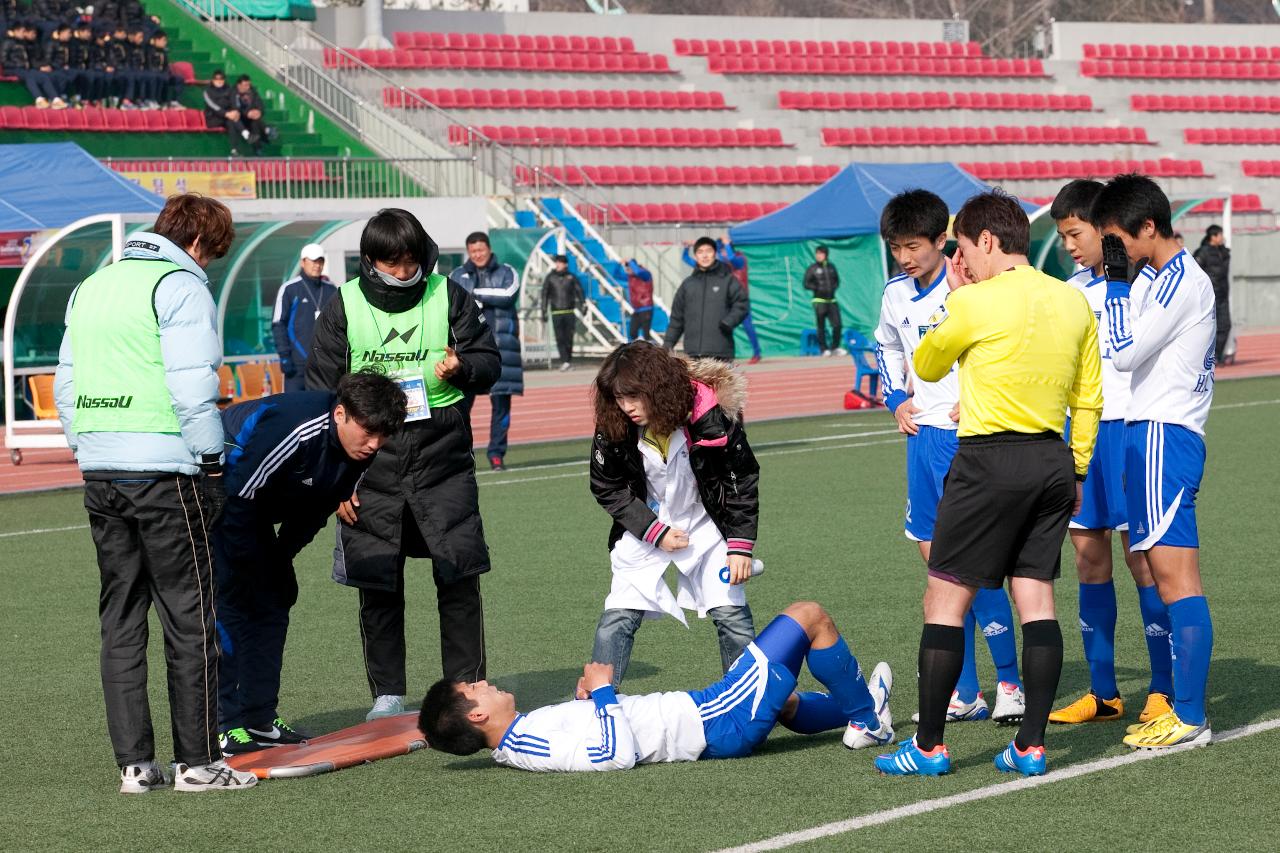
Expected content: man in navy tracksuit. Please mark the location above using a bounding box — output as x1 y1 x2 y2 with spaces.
271 243 337 392
214 371 407 755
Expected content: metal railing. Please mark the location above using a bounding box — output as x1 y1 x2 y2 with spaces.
100 155 473 200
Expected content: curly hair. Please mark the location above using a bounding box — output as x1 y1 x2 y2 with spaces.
593 341 693 442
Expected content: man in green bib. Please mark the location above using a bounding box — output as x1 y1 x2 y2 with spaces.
54 194 258 793
307 208 501 720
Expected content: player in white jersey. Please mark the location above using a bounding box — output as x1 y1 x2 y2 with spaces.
418 601 895 771
874 190 1023 725
1092 174 1216 751
1047 181 1171 727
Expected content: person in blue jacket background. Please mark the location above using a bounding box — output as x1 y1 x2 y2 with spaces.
449 231 523 471
271 243 337 392
214 371 407 756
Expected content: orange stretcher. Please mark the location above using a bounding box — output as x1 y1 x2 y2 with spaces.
225 713 428 779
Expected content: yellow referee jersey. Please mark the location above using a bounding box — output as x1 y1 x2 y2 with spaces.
914 266 1103 476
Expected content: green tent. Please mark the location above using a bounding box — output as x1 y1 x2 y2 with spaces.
728 162 1033 358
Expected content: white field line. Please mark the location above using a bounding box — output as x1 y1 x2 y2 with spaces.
0 523 88 538
714 717 1280 853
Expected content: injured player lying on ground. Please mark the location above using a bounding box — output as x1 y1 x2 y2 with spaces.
418 601 893 771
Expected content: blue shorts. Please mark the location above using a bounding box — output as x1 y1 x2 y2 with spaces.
687 615 806 759
1070 418 1129 531
1124 421 1205 551
905 425 959 542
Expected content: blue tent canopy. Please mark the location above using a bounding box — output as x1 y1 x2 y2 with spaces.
729 162 1035 244
0 142 163 231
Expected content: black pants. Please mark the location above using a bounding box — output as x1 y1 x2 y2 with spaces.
213 529 297 731
813 301 842 352
357 512 486 696
1215 293 1232 363
552 312 576 364
628 308 653 341
16 69 57 101
84 476 221 768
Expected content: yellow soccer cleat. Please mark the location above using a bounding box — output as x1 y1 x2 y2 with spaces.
1049 692 1125 724
1138 692 1173 723
1126 710 1171 735
1122 711 1212 750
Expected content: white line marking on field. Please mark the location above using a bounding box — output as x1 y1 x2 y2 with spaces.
714 717 1280 853
0 523 88 538
1213 398 1280 410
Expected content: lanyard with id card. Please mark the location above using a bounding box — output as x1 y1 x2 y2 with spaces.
366 299 432 422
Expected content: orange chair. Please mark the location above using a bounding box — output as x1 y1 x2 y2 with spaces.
234 362 269 403
27 374 58 420
217 365 236 408
267 361 285 395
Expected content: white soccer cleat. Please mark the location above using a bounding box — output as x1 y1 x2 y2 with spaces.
119 760 169 794
911 690 990 723
843 661 894 749
992 681 1026 725
367 694 406 720
172 759 257 792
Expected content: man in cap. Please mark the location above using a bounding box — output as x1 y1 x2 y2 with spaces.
272 243 337 392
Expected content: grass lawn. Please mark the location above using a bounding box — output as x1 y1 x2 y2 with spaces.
2 376 1278 851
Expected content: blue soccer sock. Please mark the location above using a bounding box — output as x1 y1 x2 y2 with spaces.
778 692 848 734
806 636 877 729
1168 596 1213 726
1137 584 1174 696
1079 581 1119 700
972 586 1021 688
954 610 981 703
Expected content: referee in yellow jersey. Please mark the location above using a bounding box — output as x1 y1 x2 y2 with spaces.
874 191 1103 779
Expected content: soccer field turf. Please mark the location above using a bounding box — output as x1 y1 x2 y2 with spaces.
3 376 1278 851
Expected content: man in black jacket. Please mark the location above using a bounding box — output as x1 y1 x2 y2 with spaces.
215 372 407 755
306 208 501 721
804 245 843 356
663 236 748 361
145 29 181 108
204 70 266 155
541 254 585 371
3 22 59 107
1192 224 1231 364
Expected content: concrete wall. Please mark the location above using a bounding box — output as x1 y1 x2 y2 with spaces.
1051 20 1279 61
226 196 489 252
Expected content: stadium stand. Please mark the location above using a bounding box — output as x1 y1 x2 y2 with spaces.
1186 194 1267 214
780 91 1093 111
449 125 788 147
1184 128 1280 145
1243 161 1280 177
1131 94 1280 113
1080 59 1280 79
0 105 215 131
515 164 841 186
959 159 1207 180
384 87 730 110
820 126 1149 146
581 202 789 224
675 38 984 57
1082 43 1280 61
324 47 672 73
705 55 1047 76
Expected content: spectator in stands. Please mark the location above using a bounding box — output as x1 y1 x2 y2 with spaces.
30 0 71 40
91 25 119 107
543 254 585 371
450 232 523 470
665 236 748 362
1193 225 1232 364
272 243 337 394
117 25 149 109
204 70 269 155
3 21 60 108
625 259 654 342
804 245 842 356
69 20 100 105
146 29 182 109
233 74 268 154
721 239 763 365
43 22 74 105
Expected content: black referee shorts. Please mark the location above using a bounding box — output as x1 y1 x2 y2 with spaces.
928 431 1074 589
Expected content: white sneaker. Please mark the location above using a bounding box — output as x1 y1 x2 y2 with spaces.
367 694 406 720
992 680 1026 724
822 349 832 357
558 362 572 372
172 759 257 792
119 760 169 794
843 661 894 749
911 689 991 723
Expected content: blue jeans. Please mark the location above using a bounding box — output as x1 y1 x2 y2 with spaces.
591 604 756 687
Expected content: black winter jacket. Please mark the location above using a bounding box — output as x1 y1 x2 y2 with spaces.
663 261 748 359
541 268 584 316
202 81 235 125
1192 242 1230 297
589 360 759 557
803 260 840 300
305 237 501 590
0 37 28 71
450 255 523 396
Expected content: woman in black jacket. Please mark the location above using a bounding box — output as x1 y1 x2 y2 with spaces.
588 341 760 687
306 209 501 720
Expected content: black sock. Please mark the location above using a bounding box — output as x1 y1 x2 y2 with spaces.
916 623 965 751
1015 619 1063 750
